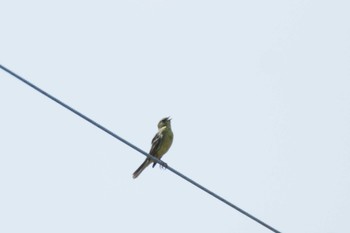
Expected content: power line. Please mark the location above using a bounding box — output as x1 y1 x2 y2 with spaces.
1 64 282 233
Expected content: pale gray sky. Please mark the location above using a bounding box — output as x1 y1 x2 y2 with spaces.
1 1 349 232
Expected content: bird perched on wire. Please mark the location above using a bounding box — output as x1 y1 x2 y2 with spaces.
132 117 174 179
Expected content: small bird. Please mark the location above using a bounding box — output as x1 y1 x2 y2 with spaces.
132 117 174 179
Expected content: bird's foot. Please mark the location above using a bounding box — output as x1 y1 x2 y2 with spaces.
159 162 168 170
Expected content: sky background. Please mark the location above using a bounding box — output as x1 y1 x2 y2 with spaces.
1 1 349 232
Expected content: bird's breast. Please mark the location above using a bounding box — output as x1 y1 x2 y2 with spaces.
157 129 173 156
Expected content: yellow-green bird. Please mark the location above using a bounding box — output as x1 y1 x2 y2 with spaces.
132 117 174 179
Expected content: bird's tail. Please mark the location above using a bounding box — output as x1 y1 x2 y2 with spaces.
132 159 152 179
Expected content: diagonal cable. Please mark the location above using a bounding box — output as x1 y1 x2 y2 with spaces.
0 64 281 233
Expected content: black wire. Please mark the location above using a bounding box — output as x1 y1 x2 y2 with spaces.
0 64 281 233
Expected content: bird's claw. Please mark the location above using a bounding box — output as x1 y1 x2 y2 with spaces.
159 162 168 170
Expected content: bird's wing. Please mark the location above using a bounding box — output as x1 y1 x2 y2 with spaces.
150 132 163 156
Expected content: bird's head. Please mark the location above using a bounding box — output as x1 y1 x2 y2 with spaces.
158 116 171 128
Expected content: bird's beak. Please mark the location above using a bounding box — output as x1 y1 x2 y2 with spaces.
167 116 172 121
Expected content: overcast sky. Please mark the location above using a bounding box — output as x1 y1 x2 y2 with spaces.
1 1 349 232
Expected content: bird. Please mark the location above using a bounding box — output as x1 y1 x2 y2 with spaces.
132 117 174 179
